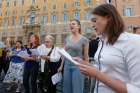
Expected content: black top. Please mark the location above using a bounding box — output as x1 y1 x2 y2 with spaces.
88 37 99 58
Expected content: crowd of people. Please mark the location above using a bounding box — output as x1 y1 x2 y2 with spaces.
0 4 140 93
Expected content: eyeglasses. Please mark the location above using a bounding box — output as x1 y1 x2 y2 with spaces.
45 41 51 43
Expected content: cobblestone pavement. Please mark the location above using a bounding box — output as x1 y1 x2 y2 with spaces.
0 81 63 93
0 71 24 93
0 72 92 93
0 72 63 93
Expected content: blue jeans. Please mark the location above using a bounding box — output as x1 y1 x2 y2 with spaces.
63 61 85 93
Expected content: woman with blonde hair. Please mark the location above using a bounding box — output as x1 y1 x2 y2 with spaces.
38 35 62 93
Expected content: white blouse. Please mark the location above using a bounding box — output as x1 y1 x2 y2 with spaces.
37 44 61 72
94 32 140 93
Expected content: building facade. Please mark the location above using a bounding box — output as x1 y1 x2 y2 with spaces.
98 0 140 32
0 0 97 46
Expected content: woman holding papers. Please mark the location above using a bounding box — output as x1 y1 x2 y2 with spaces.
23 34 40 93
63 19 89 93
38 35 61 93
78 4 140 93
3 41 25 93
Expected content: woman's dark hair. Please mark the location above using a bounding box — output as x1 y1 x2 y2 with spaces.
92 4 125 45
16 40 22 44
133 26 140 33
16 40 24 49
71 19 82 34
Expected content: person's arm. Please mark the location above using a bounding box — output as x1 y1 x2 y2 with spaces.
23 55 38 62
124 39 140 93
78 63 127 93
40 55 50 61
22 47 35 61
83 38 89 64
83 43 89 64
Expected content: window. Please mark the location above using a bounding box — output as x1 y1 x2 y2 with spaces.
53 5 56 9
5 11 8 16
14 0 16 6
44 16 47 24
20 16 24 25
64 3 67 9
41 16 47 25
6 9 10 16
22 0 24 5
7 1 10 7
85 11 91 20
20 0 24 5
13 10 16 16
74 11 80 20
7 19 9 26
85 0 91 5
30 16 35 24
43 6 47 12
74 1 80 7
51 15 57 24
62 13 68 22
30 12 36 24
124 7 133 16
12 17 16 26
32 0 36 4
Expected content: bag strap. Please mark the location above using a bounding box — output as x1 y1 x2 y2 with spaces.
47 46 54 56
44 46 54 71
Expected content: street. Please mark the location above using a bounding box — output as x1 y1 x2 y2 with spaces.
0 72 18 93
0 72 63 93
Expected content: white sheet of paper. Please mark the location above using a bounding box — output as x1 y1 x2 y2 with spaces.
17 50 29 58
51 72 62 85
30 49 39 56
58 48 80 65
38 47 50 72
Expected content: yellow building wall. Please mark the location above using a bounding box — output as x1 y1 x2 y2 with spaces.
0 0 97 45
